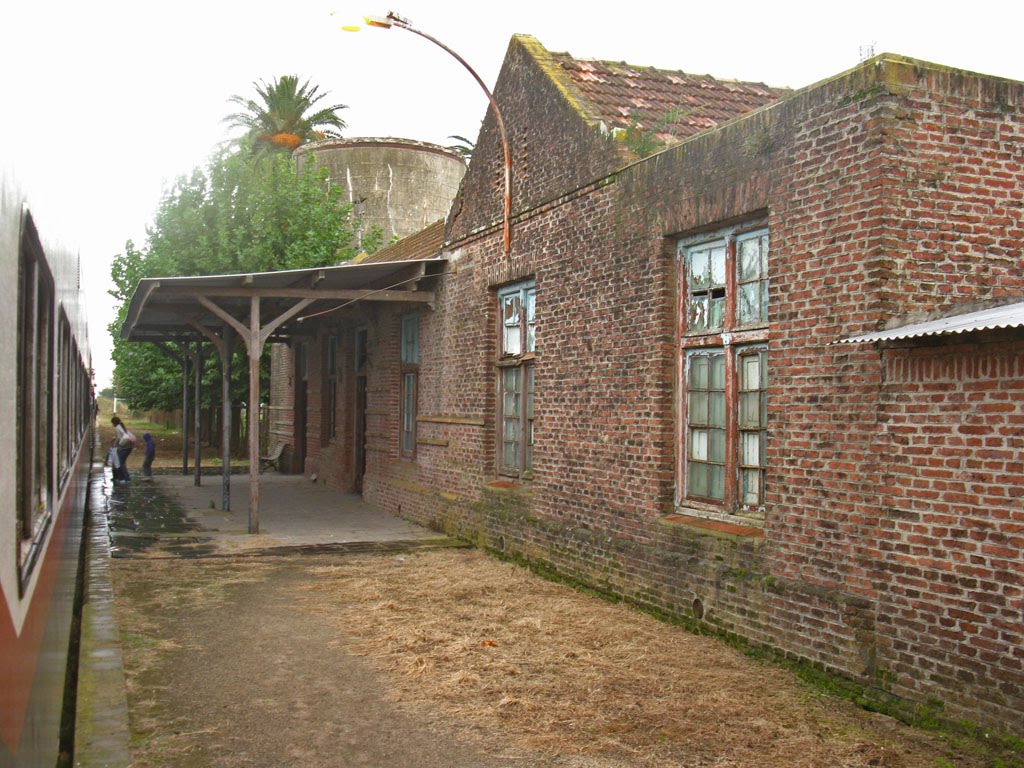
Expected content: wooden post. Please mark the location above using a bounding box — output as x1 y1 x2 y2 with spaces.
179 342 190 475
193 343 204 487
221 330 234 511
248 296 261 533
194 292 313 535
189 321 235 512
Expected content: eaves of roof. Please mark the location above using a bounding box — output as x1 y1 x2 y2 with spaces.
836 300 1024 344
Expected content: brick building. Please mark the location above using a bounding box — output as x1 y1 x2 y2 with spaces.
275 37 1024 733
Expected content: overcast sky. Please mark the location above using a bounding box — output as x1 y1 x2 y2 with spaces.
2 0 1022 389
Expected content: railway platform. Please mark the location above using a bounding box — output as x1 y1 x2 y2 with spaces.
73 467 458 766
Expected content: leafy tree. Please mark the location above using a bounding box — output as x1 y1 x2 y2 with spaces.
110 145 380 411
224 75 347 152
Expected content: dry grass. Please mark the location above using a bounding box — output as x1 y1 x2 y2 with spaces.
298 549 975 768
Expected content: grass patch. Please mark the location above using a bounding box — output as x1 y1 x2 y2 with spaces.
488 547 1024 768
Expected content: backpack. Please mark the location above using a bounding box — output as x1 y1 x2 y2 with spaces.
122 430 138 448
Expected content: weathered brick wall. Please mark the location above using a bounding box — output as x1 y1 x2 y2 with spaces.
449 36 623 241
880 69 1024 314
357 55 1023 733
876 338 1024 726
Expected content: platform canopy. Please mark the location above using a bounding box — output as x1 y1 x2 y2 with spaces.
119 256 444 534
121 257 444 343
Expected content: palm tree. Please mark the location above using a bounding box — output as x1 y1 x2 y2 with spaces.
224 75 347 152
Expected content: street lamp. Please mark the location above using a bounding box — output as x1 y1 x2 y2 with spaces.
350 11 512 255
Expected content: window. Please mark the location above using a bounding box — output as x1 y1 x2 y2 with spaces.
17 231 55 585
497 281 535 478
324 334 338 442
400 314 419 458
678 225 768 518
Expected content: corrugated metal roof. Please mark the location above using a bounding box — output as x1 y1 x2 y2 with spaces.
836 301 1024 344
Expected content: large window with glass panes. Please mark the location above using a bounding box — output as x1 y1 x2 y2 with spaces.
678 224 768 519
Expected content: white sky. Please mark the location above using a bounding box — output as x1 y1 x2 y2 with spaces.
2 0 1022 389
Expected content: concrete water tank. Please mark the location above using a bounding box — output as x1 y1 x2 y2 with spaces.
294 137 466 248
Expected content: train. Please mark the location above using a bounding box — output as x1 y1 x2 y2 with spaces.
1 174 95 767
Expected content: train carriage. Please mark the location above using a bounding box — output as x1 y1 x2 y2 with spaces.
1 175 94 767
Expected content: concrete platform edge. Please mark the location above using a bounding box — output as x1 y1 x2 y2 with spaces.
74 467 132 767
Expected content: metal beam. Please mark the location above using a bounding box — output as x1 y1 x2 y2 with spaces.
164 285 434 303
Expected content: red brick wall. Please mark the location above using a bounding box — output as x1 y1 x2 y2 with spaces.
449 36 625 242
875 339 1024 726
332 55 1024 733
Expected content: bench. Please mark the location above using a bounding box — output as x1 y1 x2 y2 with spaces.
260 440 286 472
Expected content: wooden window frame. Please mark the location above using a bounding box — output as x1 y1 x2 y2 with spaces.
676 222 769 521
496 281 536 479
323 333 339 443
399 314 419 459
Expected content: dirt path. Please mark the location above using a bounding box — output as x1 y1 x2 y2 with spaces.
112 550 1011 767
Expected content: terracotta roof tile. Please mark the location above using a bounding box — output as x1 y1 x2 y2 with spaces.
356 219 445 264
550 53 788 147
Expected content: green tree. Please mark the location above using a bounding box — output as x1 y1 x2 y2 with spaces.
224 75 347 152
110 146 380 410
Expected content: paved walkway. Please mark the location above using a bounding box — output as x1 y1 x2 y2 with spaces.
75 467 458 766
105 472 456 558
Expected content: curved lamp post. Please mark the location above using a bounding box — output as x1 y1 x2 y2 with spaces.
351 11 512 255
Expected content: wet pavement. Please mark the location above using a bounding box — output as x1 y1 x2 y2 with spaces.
102 470 460 559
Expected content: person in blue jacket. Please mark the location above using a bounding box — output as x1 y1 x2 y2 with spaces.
142 432 156 478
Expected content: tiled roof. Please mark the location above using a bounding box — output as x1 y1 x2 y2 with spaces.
356 219 445 264
550 53 788 146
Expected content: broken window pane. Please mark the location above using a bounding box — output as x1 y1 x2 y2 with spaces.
709 246 727 286
688 248 710 290
686 243 726 332
736 231 769 326
709 294 725 329
738 283 760 324
739 237 761 282
690 296 708 331
503 293 522 355
525 288 536 352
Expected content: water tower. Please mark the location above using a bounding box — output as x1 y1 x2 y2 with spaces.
294 137 466 249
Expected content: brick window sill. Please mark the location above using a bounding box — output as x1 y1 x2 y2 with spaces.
485 480 532 496
659 513 764 539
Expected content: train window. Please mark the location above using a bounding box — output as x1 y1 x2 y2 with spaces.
58 313 71 489
17 231 55 583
